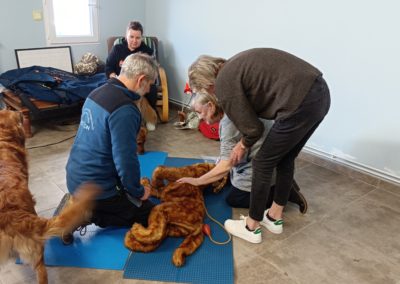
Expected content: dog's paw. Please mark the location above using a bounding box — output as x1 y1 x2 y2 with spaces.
140 177 151 187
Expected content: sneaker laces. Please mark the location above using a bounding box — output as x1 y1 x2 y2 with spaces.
76 225 87 236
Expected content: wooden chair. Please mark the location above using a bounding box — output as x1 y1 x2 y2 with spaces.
2 89 59 138
107 36 169 122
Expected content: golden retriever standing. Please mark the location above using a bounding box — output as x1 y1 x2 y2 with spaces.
124 163 226 267
0 110 98 284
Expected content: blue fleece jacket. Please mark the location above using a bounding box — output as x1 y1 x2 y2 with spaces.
66 78 144 200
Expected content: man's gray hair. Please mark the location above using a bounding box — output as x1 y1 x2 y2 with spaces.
120 53 158 81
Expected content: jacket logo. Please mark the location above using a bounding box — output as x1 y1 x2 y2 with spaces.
81 108 94 131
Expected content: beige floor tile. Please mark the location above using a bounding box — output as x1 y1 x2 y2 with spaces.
321 189 400 264
235 254 297 284
46 267 123 284
255 187 400 284
378 179 400 197
295 164 376 220
260 226 400 284
0 261 36 284
29 174 65 212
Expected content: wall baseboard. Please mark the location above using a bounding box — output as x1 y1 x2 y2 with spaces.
170 98 189 109
300 146 400 190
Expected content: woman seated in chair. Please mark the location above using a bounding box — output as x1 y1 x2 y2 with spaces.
106 21 158 131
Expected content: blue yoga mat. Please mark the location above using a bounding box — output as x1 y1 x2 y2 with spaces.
41 151 168 270
123 157 234 284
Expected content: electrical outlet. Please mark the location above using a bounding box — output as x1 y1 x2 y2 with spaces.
32 10 42 21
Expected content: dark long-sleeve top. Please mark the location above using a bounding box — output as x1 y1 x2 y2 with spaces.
215 48 322 148
105 38 153 78
66 78 144 200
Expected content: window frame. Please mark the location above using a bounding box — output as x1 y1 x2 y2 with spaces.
42 0 99 45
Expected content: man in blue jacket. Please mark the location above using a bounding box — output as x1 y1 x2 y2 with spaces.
64 53 158 244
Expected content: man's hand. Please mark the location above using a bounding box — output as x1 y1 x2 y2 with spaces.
176 177 200 186
140 185 151 200
230 140 246 166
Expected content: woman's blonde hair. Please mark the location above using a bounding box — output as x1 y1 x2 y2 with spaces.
191 92 224 120
188 55 226 93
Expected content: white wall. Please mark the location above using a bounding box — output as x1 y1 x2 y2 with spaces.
145 0 400 183
0 0 146 73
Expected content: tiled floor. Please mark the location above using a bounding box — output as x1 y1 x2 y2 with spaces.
1 114 400 284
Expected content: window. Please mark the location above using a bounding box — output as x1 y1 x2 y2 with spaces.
43 0 99 44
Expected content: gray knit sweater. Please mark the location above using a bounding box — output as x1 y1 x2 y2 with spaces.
215 48 321 147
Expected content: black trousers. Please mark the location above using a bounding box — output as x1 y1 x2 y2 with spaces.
249 76 331 221
91 191 154 228
225 184 273 209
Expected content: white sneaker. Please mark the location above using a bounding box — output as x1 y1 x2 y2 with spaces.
146 122 156 131
260 209 283 234
224 216 262 244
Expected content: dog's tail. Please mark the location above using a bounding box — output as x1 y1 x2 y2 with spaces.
42 183 100 240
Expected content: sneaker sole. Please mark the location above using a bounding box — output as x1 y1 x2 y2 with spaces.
225 223 262 244
229 231 262 243
260 221 283 234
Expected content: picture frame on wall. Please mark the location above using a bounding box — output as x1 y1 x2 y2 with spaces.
15 46 73 73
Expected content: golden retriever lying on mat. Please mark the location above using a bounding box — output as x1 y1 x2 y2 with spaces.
124 163 227 267
0 110 98 284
